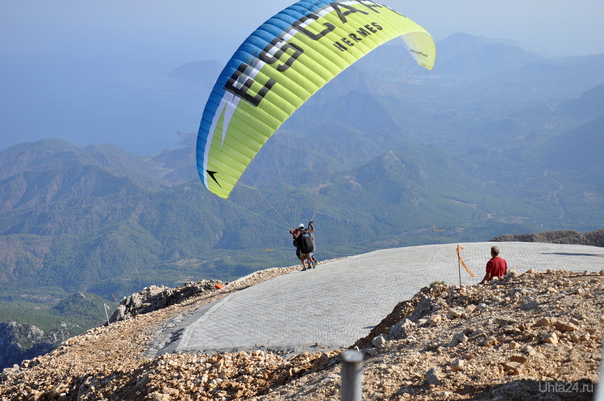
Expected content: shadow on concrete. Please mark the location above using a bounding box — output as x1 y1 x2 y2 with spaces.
542 252 604 257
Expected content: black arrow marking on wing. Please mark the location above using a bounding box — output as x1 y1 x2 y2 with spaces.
207 170 222 188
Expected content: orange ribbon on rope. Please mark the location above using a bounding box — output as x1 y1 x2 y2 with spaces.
456 245 476 278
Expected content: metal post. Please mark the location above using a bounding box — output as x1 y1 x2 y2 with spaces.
458 258 462 287
595 346 604 400
104 303 111 326
341 350 363 401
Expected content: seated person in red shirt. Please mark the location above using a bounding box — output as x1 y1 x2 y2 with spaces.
480 246 508 284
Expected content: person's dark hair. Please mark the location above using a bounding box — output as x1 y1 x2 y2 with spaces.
491 246 500 256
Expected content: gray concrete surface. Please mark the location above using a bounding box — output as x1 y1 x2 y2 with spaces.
147 242 604 357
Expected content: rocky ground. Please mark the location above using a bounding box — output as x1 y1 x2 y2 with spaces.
109 279 225 323
1 262 603 400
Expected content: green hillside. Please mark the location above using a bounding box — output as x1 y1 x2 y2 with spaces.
2 134 601 310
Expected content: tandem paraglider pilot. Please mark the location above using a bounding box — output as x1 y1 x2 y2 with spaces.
480 246 508 284
290 221 317 271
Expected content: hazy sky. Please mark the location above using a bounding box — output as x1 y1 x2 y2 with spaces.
4 0 603 58
1 0 604 154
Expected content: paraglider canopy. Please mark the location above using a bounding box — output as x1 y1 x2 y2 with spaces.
196 0 436 199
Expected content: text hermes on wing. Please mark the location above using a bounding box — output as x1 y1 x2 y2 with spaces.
225 1 399 107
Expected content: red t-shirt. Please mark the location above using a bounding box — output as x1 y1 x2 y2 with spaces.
486 256 508 278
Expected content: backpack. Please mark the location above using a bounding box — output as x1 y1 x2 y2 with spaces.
297 229 314 253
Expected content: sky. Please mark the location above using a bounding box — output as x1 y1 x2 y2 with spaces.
1 0 604 154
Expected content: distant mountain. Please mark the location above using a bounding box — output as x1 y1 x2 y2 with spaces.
0 181 231 291
435 32 496 63
558 82 604 119
435 43 542 77
435 32 531 66
503 53 604 98
467 117 528 141
0 139 185 189
285 89 403 141
151 134 198 183
431 33 604 90
327 144 484 237
538 114 604 186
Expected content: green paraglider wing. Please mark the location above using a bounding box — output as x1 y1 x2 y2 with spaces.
197 0 436 199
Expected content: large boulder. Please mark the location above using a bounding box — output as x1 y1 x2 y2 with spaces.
110 279 224 322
